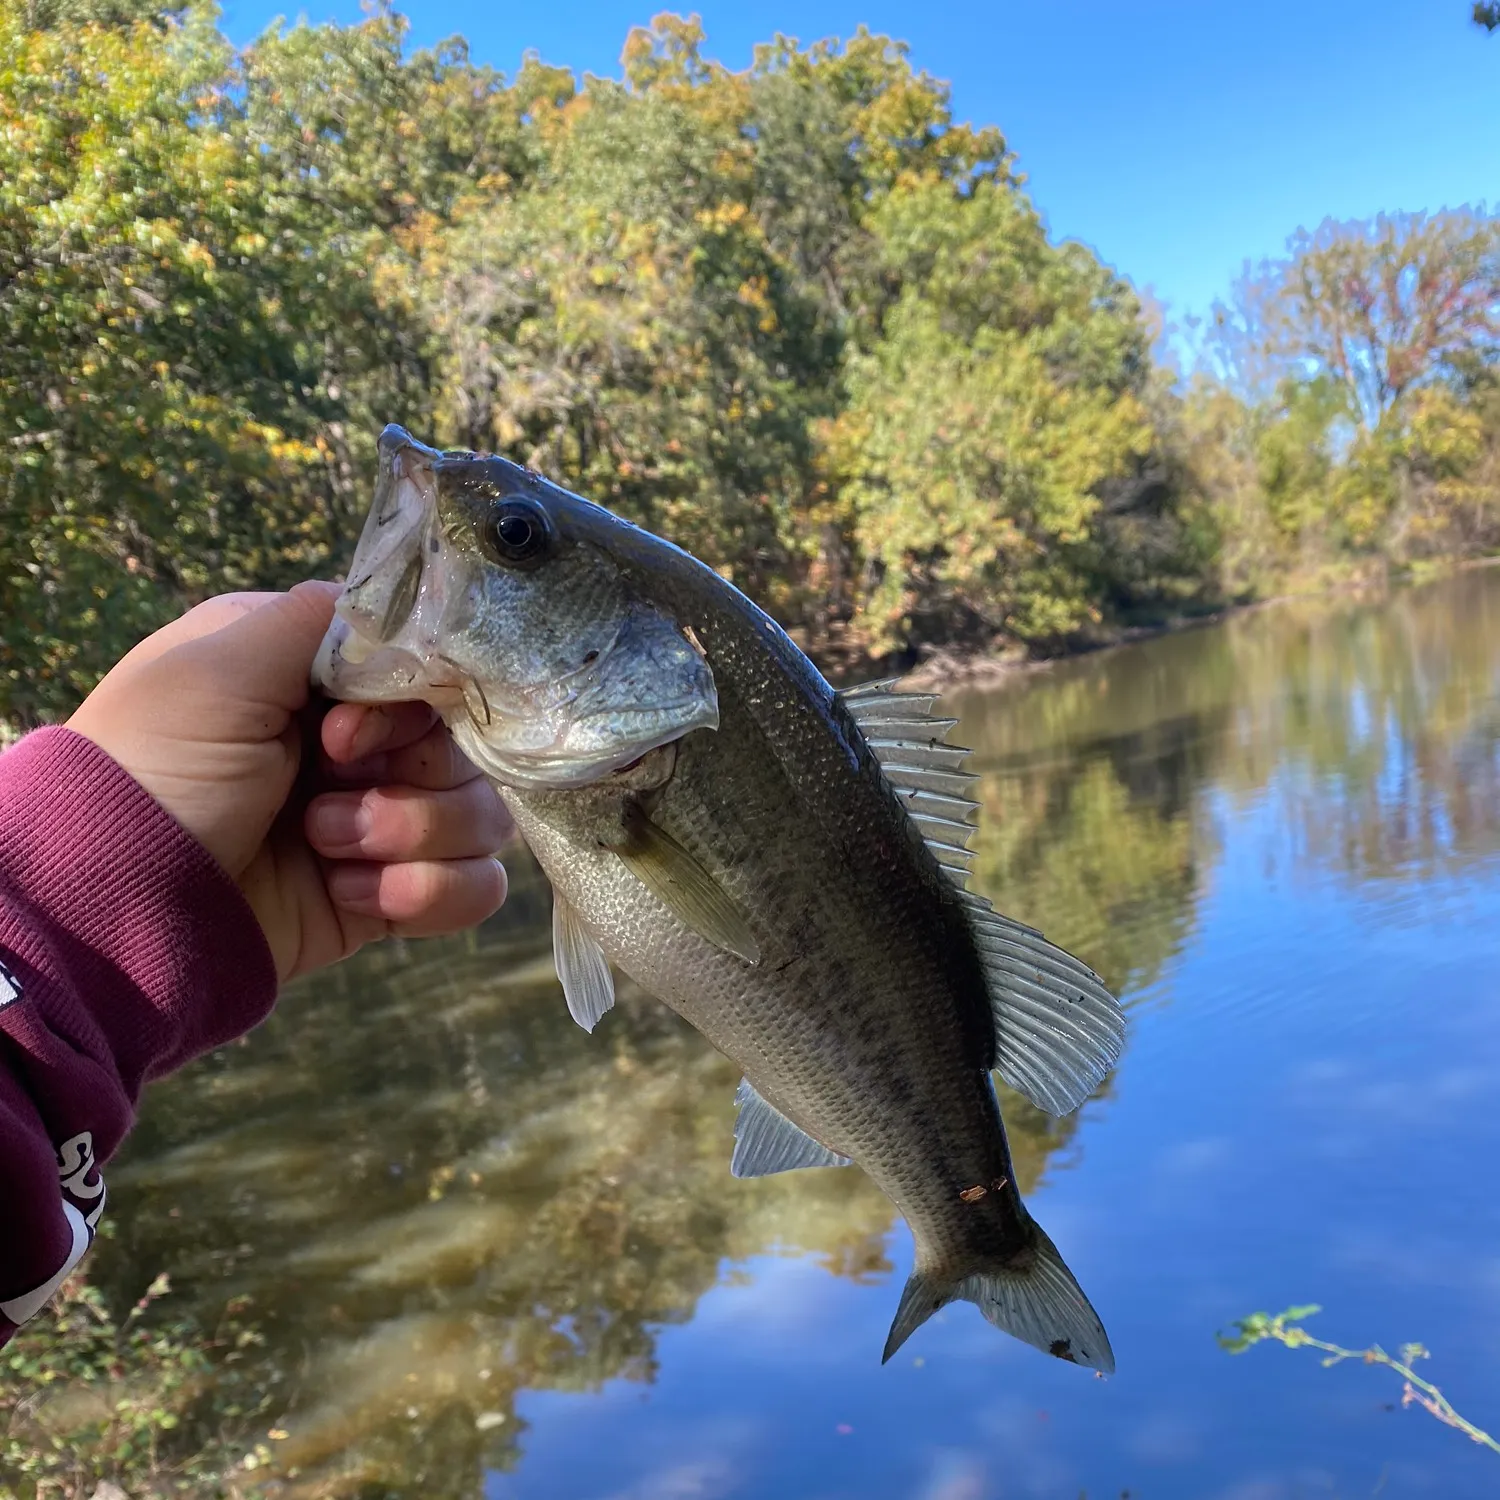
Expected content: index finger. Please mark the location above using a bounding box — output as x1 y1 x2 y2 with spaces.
321 701 439 765
326 716 485 792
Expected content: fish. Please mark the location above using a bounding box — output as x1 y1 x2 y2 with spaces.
313 424 1125 1372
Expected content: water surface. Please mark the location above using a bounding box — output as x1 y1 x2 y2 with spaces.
100 570 1500 1497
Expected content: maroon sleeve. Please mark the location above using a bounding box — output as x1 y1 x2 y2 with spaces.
0 727 278 1342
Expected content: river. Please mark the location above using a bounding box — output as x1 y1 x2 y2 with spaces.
95 569 1500 1498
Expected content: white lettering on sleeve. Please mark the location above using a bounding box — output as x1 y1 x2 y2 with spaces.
0 1202 90 1325
1 1131 105 1326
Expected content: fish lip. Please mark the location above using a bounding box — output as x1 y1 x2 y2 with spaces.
377 423 443 470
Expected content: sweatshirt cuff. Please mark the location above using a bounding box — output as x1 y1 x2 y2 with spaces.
0 725 278 1095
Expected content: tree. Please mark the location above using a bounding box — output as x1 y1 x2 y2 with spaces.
1213 212 1500 432
0 2 517 721
0 6 315 719
422 15 1022 624
423 75 822 607
826 175 1156 652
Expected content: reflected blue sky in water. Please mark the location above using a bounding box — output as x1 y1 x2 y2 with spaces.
492 651 1500 1498
99 571 1500 1498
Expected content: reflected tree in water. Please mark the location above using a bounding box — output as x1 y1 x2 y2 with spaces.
92 847 1081 1496
73 570 1500 1496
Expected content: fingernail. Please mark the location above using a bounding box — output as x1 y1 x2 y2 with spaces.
350 708 396 760
330 863 381 913
310 797 371 850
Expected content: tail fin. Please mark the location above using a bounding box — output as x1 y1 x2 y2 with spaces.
881 1221 1114 1373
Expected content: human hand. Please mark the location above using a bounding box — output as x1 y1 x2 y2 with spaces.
68 581 509 982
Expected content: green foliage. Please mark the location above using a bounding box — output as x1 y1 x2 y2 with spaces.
1220 1303 1500 1457
4 5 1500 723
0 1264 274 1497
0 5 1180 719
14 0 175 29
425 74 823 605
829 175 1157 650
1218 1303 1325 1354
0 2 509 721
1183 210 1500 595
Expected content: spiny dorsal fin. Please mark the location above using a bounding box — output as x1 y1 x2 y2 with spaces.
731 1078 851 1177
552 890 615 1033
839 678 1125 1117
841 679 983 892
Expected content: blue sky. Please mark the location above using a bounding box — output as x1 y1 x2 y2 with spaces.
219 1 1498 343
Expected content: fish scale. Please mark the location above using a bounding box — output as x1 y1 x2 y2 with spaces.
524 612 1024 1255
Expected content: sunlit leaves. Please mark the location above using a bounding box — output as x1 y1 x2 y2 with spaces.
828 175 1156 650
1186 210 1500 595
0 3 509 720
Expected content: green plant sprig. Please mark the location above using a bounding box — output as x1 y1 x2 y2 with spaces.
1219 1304 1499 1456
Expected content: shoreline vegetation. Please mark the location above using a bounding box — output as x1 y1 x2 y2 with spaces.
896 552 1500 692
0 1259 277 1499
5 5 1500 724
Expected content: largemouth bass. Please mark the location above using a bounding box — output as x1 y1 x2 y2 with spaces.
313 426 1125 1371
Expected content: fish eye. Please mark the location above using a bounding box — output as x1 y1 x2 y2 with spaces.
483 498 550 568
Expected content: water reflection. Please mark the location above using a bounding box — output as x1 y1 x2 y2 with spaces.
955 570 1500 966
86 567 1500 1497
100 852 1082 1495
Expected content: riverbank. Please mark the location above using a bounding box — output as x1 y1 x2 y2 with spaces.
890 552 1500 693
6 555 1499 746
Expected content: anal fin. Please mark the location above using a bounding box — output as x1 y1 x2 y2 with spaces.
552 890 615 1033
731 1078 851 1177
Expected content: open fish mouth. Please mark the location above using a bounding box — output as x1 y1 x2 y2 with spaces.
311 615 459 709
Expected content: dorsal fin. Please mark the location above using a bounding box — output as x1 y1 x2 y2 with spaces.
843 682 982 855
839 679 1125 1117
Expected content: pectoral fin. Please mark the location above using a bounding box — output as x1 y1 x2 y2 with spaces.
615 814 760 964
552 890 615 1033
731 1078 851 1177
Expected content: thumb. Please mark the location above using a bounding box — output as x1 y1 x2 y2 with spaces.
172 581 342 718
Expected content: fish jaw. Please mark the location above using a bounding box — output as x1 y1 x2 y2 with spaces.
336 426 444 647
316 606 720 788
311 613 465 712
